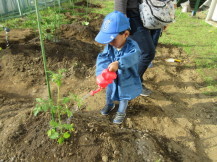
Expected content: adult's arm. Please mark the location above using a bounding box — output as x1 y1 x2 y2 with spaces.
114 0 128 14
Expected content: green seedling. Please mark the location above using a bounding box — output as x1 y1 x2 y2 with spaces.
33 69 83 144
81 21 89 26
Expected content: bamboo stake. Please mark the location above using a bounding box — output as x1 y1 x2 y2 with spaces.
34 0 52 100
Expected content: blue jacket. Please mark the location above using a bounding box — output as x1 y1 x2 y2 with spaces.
96 37 142 101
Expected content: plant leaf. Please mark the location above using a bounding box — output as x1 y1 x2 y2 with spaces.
49 120 59 128
66 109 72 117
33 107 41 116
63 132 70 139
62 123 73 130
47 129 59 139
62 97 70 104
58 137 64 144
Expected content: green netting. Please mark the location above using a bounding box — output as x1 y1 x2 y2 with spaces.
0 0 74 21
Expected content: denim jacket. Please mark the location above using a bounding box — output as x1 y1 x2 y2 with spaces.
96 37 142 100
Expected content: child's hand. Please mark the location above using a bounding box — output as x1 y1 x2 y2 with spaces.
108 61 118 72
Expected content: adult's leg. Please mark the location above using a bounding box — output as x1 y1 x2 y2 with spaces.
148 28 162 68
129 16 155 81
150 28 162 48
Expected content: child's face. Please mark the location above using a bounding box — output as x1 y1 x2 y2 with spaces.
109 30 129 49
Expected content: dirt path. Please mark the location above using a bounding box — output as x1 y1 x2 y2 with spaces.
0 11 217 162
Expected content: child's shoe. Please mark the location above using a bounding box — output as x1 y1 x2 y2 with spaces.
100 104 115 115
113 112 126 124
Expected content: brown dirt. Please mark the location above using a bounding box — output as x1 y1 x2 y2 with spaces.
0 11 217 162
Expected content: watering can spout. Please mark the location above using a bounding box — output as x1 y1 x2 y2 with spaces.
90 87 102 96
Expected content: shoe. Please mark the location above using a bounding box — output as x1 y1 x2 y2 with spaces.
113 112 126 124
100 104 115 115
148 62 153 68
140 86 152 97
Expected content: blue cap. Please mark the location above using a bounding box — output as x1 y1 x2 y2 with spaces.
95 11 130 44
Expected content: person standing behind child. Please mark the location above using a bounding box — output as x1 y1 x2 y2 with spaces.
114 0 162 96
95 11 142 124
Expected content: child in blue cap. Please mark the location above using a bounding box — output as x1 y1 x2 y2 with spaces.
95 11 142 124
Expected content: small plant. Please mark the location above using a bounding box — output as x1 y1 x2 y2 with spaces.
33 69 83 144
81 21 89 26
40 7 67 41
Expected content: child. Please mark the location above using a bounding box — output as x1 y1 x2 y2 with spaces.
95 11 142 124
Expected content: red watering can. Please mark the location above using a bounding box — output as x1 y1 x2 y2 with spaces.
90 69 117 96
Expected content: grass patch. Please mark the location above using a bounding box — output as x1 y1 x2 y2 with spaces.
91 0 114 15
0 6 69 33
0 0 113 29
159 9 217 94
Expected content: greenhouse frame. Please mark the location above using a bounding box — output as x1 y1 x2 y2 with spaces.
0 0 73 20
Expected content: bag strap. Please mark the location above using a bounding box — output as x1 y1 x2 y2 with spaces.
148 0 166 8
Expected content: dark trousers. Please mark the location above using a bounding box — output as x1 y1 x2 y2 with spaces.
128 12 161 81
150 28 162 48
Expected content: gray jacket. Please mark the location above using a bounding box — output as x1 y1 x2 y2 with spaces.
114 0 140 16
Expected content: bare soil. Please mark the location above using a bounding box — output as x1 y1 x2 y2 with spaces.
0 10 217 162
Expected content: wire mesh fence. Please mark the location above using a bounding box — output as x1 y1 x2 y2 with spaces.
0 0 74 21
